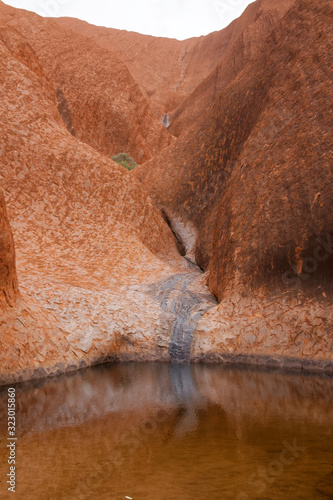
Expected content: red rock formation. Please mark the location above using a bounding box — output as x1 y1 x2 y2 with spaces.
0 184 72 386
0 1 172 163
169 0 296 136
55 18 198 120
57 0 295 135
136 0 333 364
135 0 333 274
56 13 253 121
208 0 333 300
0 0 332 383
0 189 19 309
0 16 190 384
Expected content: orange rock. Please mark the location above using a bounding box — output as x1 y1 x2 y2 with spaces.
0 1 173 163
0 0 332 382
135 0 333 364
208 0 333 300
169 0 296 136
56 0 295 138
0 188 19 309
55 14 241 123
135 0 333 282
0 14 189 384
55 17 199 121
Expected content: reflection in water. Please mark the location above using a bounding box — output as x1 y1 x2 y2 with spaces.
0 363 332 499
169 364 203 438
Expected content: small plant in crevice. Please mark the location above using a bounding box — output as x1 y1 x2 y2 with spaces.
112 153 138 171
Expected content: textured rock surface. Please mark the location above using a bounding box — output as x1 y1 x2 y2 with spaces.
168 0 296 136
56 17 239 122
0 17 201 384
55 18 199 121
0 189 19 308
56 9 264 124
0 0 332 384
57 0 295 136
135 0 333 272
0 1 172 163
135 0 333 365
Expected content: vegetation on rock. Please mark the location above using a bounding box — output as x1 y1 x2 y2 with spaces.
112 153 138 171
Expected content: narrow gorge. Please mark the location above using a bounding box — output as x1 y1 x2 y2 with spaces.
0 0 332 387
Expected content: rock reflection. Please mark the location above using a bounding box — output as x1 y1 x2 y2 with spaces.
0 363 332 435
0 363 332 500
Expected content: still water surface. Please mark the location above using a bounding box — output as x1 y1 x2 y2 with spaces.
0 363 332 500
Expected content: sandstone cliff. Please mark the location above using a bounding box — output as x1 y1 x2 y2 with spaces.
0 19 193 384
135 0 333 367
168 0 296 136
0 0 332 384
0 189 19 309
0 1 172 163
57 0 295 135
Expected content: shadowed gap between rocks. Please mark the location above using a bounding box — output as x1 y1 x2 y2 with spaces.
160 209 186 257
56 88 75 136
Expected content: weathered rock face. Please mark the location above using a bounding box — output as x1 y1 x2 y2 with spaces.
55 13 249 122
208 0 333 299
0 1 172 163
56 17 239 122
57 0 295 136
135 0 333 274
168 0 296 136
135 0 333 366
0 189 19 309
0 0 332 384
0 17 202 384
55 19 199 121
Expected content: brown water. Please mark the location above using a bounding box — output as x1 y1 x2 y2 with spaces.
0 363 332 500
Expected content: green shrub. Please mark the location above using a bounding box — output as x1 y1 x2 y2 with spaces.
112 153 138 171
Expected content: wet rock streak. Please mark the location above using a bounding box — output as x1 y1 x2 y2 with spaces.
146 271 218 362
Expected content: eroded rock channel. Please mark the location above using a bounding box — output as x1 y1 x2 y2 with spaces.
145 269 218 362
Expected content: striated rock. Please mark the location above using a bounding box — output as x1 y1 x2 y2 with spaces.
0 1 172 163
0 189 19 309
169 0 296 136
55 13 249 122
0 0 332 384
57 0 295 136
0 17 196 384
135 0 333 275
135 0 333 364
207 0 333 299
55 18 199 121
